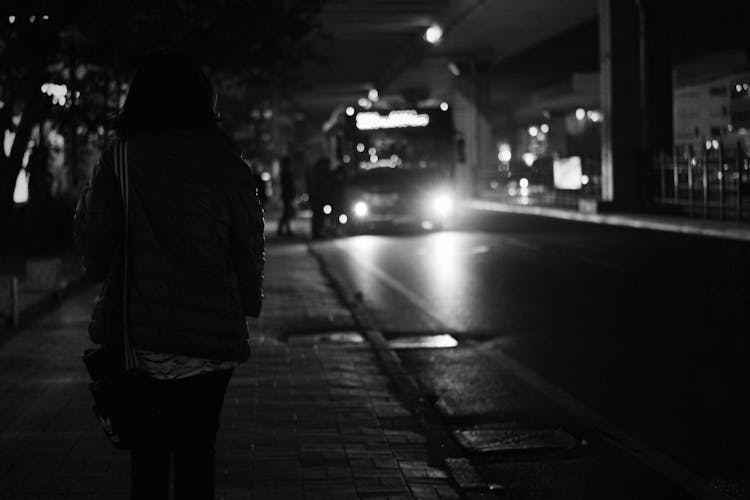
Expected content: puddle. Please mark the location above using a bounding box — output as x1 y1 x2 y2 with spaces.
388 334 458 349
288 331 365 344
453 428 578 453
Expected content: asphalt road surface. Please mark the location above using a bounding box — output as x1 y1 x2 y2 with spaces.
312 209 750 498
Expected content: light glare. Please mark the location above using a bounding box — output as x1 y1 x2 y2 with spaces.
432 193 453 217
354 201 368 217
424 24 443 44
356 110 430 130
498 143 511 163
13 169 28 203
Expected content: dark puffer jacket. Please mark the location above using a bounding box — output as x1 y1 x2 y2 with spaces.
74 127 264 362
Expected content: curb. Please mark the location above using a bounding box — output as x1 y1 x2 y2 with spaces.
465 198 750 242
308 243 494 499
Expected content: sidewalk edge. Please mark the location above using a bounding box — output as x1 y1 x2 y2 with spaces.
465 199 750 242
307 242 488 500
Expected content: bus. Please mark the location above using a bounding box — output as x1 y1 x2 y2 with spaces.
322 105 456 234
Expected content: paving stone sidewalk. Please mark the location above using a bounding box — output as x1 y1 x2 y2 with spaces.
0 237 460 500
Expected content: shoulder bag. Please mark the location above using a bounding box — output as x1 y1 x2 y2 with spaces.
82 140 139 450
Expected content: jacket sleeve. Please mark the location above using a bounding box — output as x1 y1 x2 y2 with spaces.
229 174 265 317
73 145 123 281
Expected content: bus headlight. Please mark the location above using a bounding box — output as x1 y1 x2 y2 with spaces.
353 201 368 218
430 192 453 217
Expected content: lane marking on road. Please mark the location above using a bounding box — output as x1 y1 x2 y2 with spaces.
333 240 463 332
334 241 709 499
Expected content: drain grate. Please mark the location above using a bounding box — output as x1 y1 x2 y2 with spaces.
287 331 365 344
388 334 458 349
444 457 488 491
453 428 578 453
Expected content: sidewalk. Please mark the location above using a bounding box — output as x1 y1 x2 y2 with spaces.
0 223 461 499
0 253 86 331
465 198 750 242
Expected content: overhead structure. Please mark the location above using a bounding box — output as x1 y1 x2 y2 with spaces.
293 0 749 211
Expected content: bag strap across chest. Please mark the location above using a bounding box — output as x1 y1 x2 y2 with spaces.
112 140 138 371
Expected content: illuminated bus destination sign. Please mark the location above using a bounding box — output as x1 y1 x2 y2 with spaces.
355 110 430 130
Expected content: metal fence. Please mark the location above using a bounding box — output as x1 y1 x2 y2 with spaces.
653 142 750 221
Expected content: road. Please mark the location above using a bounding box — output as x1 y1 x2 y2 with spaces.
312 209 750 498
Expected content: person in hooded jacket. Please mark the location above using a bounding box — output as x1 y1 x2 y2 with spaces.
73 49 264 500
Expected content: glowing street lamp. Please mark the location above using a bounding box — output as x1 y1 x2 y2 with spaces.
358 97 372 109
424 23 443 44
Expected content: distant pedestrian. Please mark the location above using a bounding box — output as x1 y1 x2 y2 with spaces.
277 156 296 236
306 154 331 239
73 49 264 500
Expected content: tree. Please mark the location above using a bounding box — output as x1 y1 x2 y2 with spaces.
0 0 322 236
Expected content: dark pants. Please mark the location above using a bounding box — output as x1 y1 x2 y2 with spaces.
129 369 233 500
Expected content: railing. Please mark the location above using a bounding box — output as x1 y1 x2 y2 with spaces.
653 142 750 221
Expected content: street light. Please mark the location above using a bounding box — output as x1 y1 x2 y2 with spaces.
358 97 372 109
424 23 443 44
